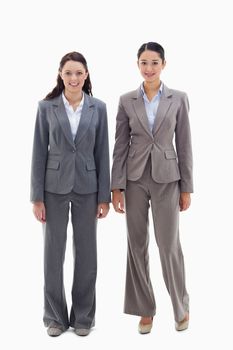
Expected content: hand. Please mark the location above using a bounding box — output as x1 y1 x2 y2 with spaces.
33 201 46 223
97 203 110 219
179 192 191 211
112 189 125 213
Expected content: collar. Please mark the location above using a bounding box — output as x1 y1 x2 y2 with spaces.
140 81 163 97
62 91 84 109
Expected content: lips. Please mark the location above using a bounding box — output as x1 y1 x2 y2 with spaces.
145 74 155 78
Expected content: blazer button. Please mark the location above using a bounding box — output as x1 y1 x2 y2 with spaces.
72 149 76 153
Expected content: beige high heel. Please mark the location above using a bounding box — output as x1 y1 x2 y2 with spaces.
175 313 189 331
138 317 153 334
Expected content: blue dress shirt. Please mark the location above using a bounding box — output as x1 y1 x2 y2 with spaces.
140 83 163 133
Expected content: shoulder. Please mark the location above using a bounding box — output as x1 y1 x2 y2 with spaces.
120 89 139 100
164 85 188 101
38 96 59 110
120 89 138 100
86 95 106 109
164 86 189 111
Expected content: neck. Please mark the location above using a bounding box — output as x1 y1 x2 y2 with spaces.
64 90 83 106
143 80 161 94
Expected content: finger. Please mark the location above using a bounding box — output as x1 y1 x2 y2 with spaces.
98 212 106 219
37 215 44 223
97 208 109 218
183 203 190 211
114 207 125 214
103 208 110 217
180 202 189 211
96 204 102 218
42 207 46 222
34 211 41 220
120 200 124 211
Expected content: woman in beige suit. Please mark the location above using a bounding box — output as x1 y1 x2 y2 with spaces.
111 42 193 334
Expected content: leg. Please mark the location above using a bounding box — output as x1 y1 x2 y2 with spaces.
150 181 189 323
124 180 156 317
69 192 98 330
43 191 70 329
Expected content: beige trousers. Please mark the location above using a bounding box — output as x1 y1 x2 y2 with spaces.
124 159 189 323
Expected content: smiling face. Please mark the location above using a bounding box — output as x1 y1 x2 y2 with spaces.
138 50 166 83
59 60 88 94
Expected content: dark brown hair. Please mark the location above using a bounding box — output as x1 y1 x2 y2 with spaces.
137 42 165 63
44 51 92 100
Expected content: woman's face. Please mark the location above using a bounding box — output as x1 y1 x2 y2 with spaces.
60 60 88 94
138 50 166 83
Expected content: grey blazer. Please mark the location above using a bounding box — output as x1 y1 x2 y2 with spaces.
31 93 111 203
111 84 193 193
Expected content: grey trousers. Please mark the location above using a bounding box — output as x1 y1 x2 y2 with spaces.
124 160 189 323
43 191 97 330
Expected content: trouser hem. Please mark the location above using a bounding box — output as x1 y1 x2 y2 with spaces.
124 309 156 317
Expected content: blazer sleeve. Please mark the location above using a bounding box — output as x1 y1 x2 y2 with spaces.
111 97 131 191
175 93 193 193
30 101 49 202
94 103 111 203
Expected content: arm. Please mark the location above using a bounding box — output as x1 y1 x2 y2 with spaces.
111 97 131 213
111 97 131 191
175 93 193 194
94 103 111 205
30 102 49 203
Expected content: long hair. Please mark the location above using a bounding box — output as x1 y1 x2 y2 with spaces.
44 52 92 100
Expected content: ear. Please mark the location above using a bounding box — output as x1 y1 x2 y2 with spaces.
59 70 63 80
84 71 89 80
162 60 166 69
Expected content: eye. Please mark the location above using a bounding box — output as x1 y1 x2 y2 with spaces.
152 62 158 65
64 71 71 76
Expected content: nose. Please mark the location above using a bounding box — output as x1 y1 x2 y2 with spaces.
71 73 78 80
145 63 153 71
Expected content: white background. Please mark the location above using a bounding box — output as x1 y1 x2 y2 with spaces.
1 0 233 349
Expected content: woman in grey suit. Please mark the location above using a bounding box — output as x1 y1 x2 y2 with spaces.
111 42 193 334
31 52 110 337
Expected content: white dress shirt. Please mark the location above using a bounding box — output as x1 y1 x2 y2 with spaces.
62 92 84 140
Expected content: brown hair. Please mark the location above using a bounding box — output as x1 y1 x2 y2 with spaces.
44 51 92 100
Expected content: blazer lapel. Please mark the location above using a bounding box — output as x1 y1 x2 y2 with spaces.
132 89 152 137
152 85 173 135
53 95 75 148
74 94 94 145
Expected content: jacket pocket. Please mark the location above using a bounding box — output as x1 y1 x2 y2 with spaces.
86 160 96 171
46 159 60 170
164 150 177 159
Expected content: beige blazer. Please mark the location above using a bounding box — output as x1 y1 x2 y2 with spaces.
111 84 193 193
